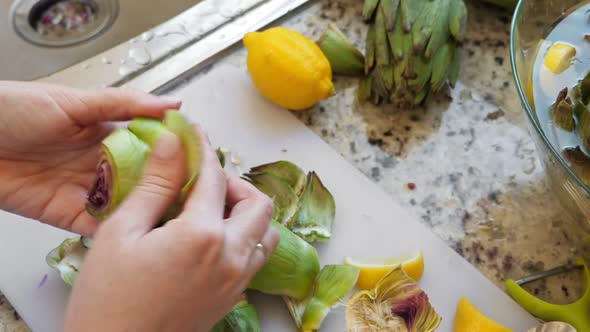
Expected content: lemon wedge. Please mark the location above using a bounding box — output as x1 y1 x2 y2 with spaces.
544 42 576 74
343 250 424 290
454 297 512 332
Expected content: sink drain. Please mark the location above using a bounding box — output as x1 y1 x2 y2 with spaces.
13 0 118 47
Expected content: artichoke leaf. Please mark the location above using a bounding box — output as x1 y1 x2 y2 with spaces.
449 44 463 87
400 0 424 32
579 70 590 105
550 88 574 131
249 160 307 197
317 24 365 77
243 172 300 227
128 117 170 147
211 296 261 332
449 0 467 41
363 0 381 22
291 172 336 243
248 221 320 300
365 24 377 74
430 42 453 93
375 7 391 66
424 0 451 59
285 265 360 332
380 0 400 31
46 237 88 287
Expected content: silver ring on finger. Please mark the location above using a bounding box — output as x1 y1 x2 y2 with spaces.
255 242 266 256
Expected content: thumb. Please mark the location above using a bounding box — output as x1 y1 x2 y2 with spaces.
109 132 186 237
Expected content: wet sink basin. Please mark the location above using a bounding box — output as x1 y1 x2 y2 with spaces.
1 0 201 81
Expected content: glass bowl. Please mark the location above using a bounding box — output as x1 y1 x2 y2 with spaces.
510 0 590 248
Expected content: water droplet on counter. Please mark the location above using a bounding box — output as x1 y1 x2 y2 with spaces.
101 57 111 64
156 23 190 39
128 46 152 66
118 65 134 77
82 63 90 69
129 38 138 44
141 31 154 42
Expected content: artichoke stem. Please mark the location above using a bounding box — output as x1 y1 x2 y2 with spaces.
317 24 365 77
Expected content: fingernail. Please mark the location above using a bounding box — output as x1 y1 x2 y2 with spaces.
154 132 181 160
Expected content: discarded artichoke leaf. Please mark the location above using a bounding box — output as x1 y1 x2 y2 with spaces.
550 88 574 131
375 7 391 66
365 24 376 74
449 0 467 41
244 172 300 227
575 100 590 152
291 172 336 243
285 265 359 332
211 296 261 332
46 237 87 287
345 266 441 332
317 24 365 77
579 70 590 105
362 0 381 22
380 0 400 31
128 117 170 147
249 160 307 197
216 148 226 168
301 265 360 331
86 128 150 219
563 146 590 186
248 221 320 300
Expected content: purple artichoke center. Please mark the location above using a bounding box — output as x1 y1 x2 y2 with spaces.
87 160 111 211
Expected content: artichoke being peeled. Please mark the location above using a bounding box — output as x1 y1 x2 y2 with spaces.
86 112 203 221
361 0 467 108
345 266 441 331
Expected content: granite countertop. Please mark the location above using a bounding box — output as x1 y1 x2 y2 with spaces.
1 0 586 330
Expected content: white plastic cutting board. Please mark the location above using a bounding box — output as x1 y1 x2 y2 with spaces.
0 65 538 331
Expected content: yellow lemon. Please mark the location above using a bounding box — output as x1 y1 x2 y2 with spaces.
544 42 576 74
453 297 512 332
243 27 335 111
343 250 424 290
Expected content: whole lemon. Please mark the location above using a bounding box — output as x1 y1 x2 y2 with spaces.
244 27 335 111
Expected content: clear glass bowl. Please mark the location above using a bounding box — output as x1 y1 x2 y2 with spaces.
510 0 590 248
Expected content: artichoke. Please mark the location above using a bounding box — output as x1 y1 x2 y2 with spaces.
345 266 441 331
361 0 467 108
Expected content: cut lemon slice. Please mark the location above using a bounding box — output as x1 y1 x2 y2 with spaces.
343 250 424 290
453 297 512 332
544 42 576 74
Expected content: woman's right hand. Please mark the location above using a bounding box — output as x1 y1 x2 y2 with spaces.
64 127 280 332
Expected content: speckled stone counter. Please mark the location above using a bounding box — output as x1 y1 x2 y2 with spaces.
1 0 586 330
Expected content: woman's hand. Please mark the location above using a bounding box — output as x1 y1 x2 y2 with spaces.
64 129 280 332
0 81 180 235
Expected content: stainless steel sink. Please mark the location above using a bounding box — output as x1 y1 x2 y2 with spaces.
1 0 201 81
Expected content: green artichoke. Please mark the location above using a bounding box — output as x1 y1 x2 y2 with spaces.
361 0 467 108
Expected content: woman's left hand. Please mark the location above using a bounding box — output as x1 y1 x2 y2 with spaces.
0 81 180 236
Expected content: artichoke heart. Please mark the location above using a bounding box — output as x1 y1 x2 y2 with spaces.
345 266 441 332
361 0 467 108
